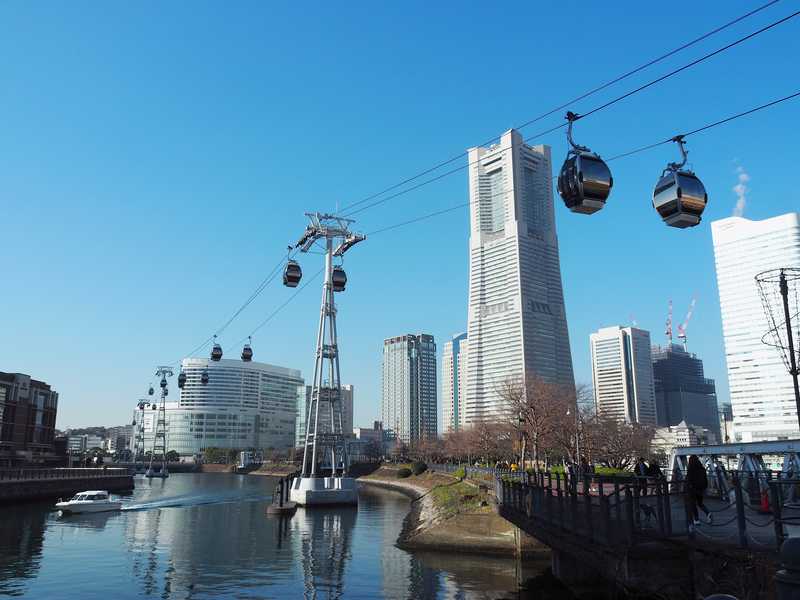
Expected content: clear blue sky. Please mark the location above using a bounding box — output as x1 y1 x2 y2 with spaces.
2 2 799 429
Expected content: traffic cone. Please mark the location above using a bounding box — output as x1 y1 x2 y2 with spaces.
759 488 771 514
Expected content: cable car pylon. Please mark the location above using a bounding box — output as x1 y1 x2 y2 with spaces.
287 212 365 507
146 366 173 479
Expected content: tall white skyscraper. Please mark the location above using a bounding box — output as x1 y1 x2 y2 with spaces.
465 129 574 424
590 326 657 425
712 213 800 442
381 334 437 443
441 333 468 433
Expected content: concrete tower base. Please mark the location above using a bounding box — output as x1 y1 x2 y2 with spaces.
289 476 358 506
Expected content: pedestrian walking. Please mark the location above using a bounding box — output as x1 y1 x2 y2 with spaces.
635 457 649 496
686 455 712 525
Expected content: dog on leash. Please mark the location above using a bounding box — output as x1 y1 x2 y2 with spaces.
639 503 656 522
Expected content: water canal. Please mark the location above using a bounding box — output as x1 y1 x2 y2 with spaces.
0 473 571 599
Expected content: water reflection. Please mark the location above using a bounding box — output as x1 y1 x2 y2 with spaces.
0 474 548 599
0 504 47 596
55 510 118 530
293 507 357 599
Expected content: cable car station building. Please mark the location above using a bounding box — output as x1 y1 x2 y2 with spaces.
134 357 303 460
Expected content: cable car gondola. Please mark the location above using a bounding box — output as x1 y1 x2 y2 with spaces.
201 370 209 385
160 377 167 389
148 386 154 396
557 112 613 214
332 266 347 292
283 259 302 288
178 372 187 388
241 337 253 362
210 336 223 361
652 135 707 228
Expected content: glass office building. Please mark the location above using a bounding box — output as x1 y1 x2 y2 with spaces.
135 358 303 458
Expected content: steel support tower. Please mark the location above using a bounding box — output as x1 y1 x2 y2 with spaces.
147 366 173 478
290 213 364 505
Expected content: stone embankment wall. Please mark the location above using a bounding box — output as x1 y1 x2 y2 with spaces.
0 475 134 502
359 467 546 558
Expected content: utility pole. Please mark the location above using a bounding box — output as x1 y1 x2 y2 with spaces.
779 270 800 429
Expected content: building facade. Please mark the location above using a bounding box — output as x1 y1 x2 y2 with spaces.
651 344 719 437
0 372 59 466
464 129 574 424
136 358 303 458
381 334 437 444
441 333 468 434
712 213 800 442
651 420 718 456
296 383 353 448
590 326 657 424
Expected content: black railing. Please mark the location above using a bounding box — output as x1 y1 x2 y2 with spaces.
495 470 800 551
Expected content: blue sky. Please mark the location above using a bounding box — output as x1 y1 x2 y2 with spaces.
2 2 799 429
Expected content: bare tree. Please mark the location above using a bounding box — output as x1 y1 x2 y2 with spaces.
497 374 572 470
585 415 653 471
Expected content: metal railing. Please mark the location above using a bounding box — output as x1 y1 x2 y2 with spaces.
495 469 800 551
0 468 130 482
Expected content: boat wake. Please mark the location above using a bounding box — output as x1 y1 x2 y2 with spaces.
121 492 271 512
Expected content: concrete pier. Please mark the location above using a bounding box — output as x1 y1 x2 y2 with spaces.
0 468 134 502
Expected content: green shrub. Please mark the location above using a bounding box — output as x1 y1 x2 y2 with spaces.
411 461 427 476
453 466 466 480
397 468 412 478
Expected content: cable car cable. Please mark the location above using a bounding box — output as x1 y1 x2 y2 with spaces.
364 89 800 236
336 0 783 217
574 9 800 122
171 88 797 374
341 9 799 220
168 251 299 366
235 267 325 344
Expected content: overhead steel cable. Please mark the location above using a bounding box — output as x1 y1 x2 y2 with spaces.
235 267 325 344
365 90 800 237
574 9 800 122
336 0 782 217
168 250 299 366
162 89 797 373
341 8 799 219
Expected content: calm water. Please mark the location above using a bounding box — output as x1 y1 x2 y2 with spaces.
0 473 560 599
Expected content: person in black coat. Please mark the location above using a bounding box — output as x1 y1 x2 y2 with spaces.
686 455 712 525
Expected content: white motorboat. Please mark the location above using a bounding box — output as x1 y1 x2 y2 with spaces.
55 490 122 514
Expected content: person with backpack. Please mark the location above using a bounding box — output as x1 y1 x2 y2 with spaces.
686 455 712 525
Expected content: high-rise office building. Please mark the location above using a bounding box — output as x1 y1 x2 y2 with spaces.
651 344 719 437
441 333 468 433
712 213 800 442
464 129 574 424
381 334 437 443
135 358 303 458
590 326 657 424
296 383 354 447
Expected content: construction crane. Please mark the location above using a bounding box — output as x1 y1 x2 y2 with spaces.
665 299 673 345
677 297 697 351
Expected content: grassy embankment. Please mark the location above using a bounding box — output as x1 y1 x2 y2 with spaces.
362 464 491 517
